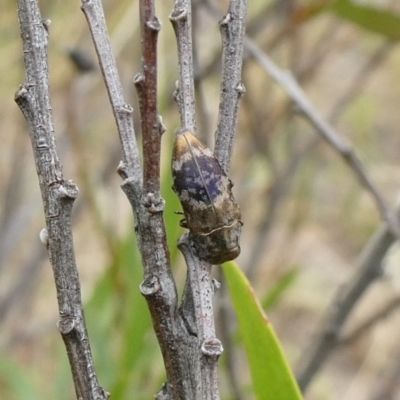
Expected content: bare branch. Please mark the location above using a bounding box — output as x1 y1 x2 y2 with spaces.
214 0 247 174
81 0 141 180
245 40 394 279
297 209 399 391
170 0 196 131
170 2 249 398
244 37 400 241
170 4 247 398
178 235 222 400
134 0 164 193
215 278 244 400
15 0 108 398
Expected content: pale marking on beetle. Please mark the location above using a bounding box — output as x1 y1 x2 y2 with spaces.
172 137 214 171
178 190 228 209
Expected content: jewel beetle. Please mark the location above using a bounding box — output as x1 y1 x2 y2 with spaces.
171 128 242 264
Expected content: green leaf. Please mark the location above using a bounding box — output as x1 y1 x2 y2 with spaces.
223 262 303 400
330 0 400 40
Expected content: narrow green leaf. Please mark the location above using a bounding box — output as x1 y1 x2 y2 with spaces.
223 262 303 400
330 0 400 40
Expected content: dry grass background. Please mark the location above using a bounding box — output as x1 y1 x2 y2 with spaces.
2 0 400 399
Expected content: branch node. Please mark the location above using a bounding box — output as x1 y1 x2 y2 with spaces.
173 81 181 103
116 161 128 179
146 16 161 32
236 82 246 96
39 228 49 247
96 387 111 400
158 115 166 135
57 315 76 335
143 192 165 214
81 0 93 9
42 18 51 34
169 7 187 22
201 338 223 358
212 279 221 293
37 136 49 149
14 84 29 103
155 383 169 400
140 275 161 296
133 72 145 86
55 181 79 200
118 103 133 114
219 12 231 26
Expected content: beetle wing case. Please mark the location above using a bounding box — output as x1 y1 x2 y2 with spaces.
172 129 242 264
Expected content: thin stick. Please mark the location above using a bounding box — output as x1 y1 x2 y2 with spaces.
297 210 398 390
170 0 197 132
15 1 108 399
244 37 400 241
246 40 394 279
192 3 247 397
81 0 141 180
134 0 164 194
170 1 226 398
214 0 247 174
179 235 222 400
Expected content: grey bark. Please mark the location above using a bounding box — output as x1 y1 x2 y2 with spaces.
15 0 108 398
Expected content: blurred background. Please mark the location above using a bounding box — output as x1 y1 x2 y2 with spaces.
2 0 400 399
